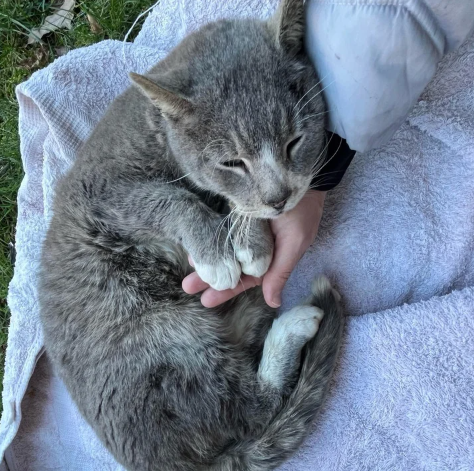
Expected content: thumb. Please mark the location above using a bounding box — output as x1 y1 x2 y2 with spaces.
262 239 303 308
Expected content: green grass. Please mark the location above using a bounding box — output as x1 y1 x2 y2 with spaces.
0 0 155 396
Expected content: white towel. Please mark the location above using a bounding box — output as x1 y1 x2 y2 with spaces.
1 0 474 469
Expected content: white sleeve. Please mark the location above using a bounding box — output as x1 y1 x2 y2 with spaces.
305 0 474 152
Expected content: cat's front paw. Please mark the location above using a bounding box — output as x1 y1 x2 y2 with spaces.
235 247 272 278
233 219 273 278
193 259 241 291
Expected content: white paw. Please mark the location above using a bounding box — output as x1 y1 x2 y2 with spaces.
194 260 241 291
276 305 324 342
235 248 272 277
258 305 325 389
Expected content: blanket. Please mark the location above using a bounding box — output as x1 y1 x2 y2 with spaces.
2 0 474 469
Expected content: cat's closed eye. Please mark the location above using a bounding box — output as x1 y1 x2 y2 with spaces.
286 135 304 160
220 159 248 173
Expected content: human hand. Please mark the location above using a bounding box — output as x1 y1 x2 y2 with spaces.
182 190 326 308
261 190 326 307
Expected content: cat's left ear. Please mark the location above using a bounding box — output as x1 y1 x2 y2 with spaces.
269 0 305 56
129 72 194 119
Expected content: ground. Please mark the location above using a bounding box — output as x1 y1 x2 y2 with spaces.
0 0 154 400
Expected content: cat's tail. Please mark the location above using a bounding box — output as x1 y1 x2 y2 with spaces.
215 276 344 471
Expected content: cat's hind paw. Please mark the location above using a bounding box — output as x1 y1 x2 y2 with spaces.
276 305 324 342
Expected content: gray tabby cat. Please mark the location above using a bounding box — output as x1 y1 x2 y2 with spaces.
39 0 344 470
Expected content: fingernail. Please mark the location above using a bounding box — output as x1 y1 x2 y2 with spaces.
270 297 281 308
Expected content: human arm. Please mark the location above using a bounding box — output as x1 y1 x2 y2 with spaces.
305 0 474 153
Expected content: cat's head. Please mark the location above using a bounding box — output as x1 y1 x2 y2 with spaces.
131 0 326 219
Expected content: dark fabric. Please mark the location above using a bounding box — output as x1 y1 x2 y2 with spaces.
310 132 356 191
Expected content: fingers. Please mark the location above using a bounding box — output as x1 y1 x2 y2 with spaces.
182 271 209 295
200 275 262 308
262 241 303 308
261 190 325 308
182 267 262 308
182 256 209 294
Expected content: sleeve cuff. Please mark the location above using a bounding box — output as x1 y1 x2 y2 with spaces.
310 132 355 191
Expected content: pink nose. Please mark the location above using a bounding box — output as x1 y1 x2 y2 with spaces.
267 190 291 210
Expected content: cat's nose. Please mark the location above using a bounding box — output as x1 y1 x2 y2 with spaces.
267 190 291 210
271 199 287 210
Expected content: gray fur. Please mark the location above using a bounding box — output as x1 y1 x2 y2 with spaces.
39 1 343 469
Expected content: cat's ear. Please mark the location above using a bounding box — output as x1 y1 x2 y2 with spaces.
269 0 305 56
129 72 194 119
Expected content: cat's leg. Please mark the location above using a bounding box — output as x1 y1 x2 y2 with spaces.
257 304 324 392
224 290 276 358
94 182 242 290
232 218 274 278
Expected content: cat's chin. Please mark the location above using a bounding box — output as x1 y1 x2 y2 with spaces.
237 203 299 220
250 209 286 220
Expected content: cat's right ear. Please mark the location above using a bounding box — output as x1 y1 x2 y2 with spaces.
129 72 194 119
269 0 305 56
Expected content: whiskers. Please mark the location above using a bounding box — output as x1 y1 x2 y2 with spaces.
292 79 326 113
297 110 329 125
164 172 192 184
308 133 343 190
227 209 259 253
211 207 259 271
200 139 228 163
165 140 229 184
294 79 335 121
